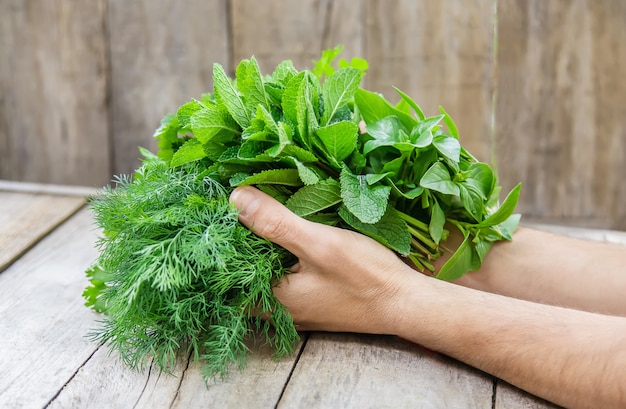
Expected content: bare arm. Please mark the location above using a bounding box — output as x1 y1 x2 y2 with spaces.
451 226 626 316
230 186 626 409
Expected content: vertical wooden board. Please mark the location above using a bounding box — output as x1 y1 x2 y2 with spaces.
0 0 110 186
108 0 229 177
0 210 101 408
0 191 85 272
364 0 496 162
230 0 363 73
278 333 493 408
322 0 365 61
495 0 626 230
495 381 561 409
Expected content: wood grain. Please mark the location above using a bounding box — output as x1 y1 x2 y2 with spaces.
0 209 100 408
364 0 495 162
230 0 364 75
49 332 306 409
107 0 230 177
0 0 110 186
0 191 85 272
496 0 626 230
47 347 187 409
278 332 494 408
169 337 306 409
2 1 626 228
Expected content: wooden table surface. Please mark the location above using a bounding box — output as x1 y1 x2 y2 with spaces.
2 181 625 409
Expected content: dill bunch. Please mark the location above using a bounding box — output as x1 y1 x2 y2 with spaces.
85 155 298 379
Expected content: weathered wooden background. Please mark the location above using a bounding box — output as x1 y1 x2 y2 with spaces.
1 0 625 230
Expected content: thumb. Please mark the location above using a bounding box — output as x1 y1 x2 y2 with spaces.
229 186 319 258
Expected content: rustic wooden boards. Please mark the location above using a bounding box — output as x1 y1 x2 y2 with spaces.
0 0 110 186
279 333 494 408
107 0 230 177
1 0 625 229
0 183 87 272
496 0 626 230
0 209 100 407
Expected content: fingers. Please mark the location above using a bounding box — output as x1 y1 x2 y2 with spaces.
229 186 325 259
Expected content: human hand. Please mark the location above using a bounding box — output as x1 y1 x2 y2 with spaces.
229 186 421 334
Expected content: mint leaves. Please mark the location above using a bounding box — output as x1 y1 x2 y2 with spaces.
85 46 521 381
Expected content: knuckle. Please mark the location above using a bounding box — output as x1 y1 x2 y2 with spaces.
255 211 294 243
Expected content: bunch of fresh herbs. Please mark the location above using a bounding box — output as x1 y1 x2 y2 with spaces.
84 46 520 380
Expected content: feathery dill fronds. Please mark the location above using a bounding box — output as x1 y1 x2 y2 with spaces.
86 158 299 378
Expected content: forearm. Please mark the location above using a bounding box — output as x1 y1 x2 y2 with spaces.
448 227 626 316
391 276 626 409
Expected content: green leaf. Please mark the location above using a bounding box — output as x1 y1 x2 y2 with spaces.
429 201 446 244
363 116 402 154
236 56 271 114
432 135 461 163
354 88 416 130
465 163 495 200
280 144 318 163
285 179 342 217
436 231 473 281
191 106 240 144
473 239 493 263
496 213 522 240
312 44 344 79
177 100 203 129
394 87 425 120
231 169 303 187
315 121 358 162
271 59 298 85
475 183 522 228
265 121 294 157
365 172 391 185
213 63 250 128
287 157 320 185
338 56 368 72
440 106 459 139
170 139 207 167
459 183 484 222
321 67 362 125
282 72 304 127
339 205 411 256
340 166 391 224
153 113 180 162
420 162 460 196
410 128 434 148
283 72 319 149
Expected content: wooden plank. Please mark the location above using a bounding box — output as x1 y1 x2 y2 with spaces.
169 338 307 409
0 191 85 272
49 335 306 409
495 0 626 230
47 348 186 409
230 0 363 73
0 0 110 186
278 332 493 408
0 209 101 408
495 382 561 409
0 180 97 197
364 0 496 162
107 0 230 177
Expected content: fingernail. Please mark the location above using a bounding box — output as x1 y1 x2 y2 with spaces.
230 187 260 219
